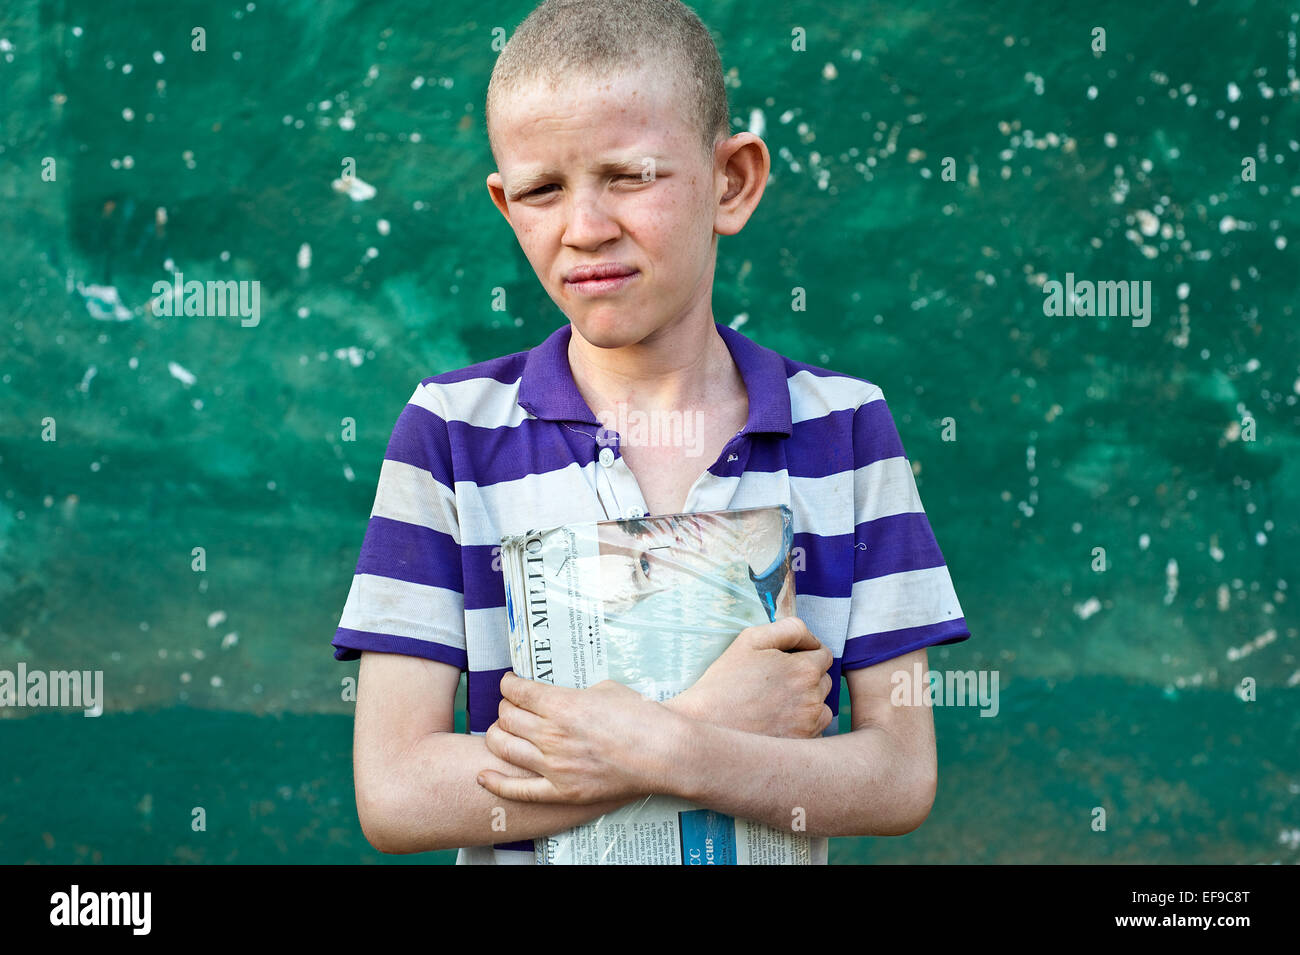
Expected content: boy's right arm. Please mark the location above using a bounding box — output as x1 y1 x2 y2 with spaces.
354 650 641 854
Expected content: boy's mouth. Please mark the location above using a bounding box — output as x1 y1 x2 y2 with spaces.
564 263 639 296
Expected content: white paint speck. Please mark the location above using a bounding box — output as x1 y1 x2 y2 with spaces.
168 361 196 387
77 282 133 321
334 346 365 367
332 175 376 201
1074 597 1102 620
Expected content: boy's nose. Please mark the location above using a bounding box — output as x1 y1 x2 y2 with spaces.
562 195 622 247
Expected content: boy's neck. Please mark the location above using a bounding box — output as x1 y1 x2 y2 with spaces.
566 314 742 419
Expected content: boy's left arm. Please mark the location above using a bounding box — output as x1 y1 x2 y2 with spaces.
668 646 937 837
480 646 937 838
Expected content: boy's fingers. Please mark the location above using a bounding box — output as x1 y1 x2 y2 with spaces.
744 616 821 653
497 697 547 741
499 670 557 715
476 770 559 804
485 721 546 774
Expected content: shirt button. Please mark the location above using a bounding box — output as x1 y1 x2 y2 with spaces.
626 506 646 519
598 447 615 468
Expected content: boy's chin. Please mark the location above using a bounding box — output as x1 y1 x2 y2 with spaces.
568 308 710 351
568 314 656 349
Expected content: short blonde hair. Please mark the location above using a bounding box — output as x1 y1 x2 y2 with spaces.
485 0 730 161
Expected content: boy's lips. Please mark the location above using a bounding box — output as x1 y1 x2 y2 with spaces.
565 263 637 282
564 263 639 295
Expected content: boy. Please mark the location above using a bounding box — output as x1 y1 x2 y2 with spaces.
331 0 971 864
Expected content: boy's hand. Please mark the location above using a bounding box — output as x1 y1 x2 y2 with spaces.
478 673 683 804
670 616 834 739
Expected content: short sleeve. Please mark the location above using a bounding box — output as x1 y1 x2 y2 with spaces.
331 382 468 669
840 386 971 671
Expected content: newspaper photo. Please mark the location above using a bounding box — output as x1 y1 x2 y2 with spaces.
499 504 813 864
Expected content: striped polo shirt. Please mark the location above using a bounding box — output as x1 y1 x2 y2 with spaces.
332 319 972 864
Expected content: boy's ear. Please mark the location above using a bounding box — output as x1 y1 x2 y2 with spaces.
485 172 513 224
714 133 770 237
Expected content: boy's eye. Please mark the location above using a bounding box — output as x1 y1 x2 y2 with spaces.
639 554 652 577
521 175 646 199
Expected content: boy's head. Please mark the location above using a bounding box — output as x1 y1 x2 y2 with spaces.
485 0 729 164
484 0 769 350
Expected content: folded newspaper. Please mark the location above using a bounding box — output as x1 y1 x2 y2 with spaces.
499 504 812 865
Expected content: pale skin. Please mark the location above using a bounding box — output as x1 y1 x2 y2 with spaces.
350 66 939 853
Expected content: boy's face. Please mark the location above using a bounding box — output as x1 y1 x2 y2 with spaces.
486 66 767 349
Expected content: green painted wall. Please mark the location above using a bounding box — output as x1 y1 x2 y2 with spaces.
2 0 1297 863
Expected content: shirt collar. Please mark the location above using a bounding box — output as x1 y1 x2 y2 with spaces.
517 321 792 438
